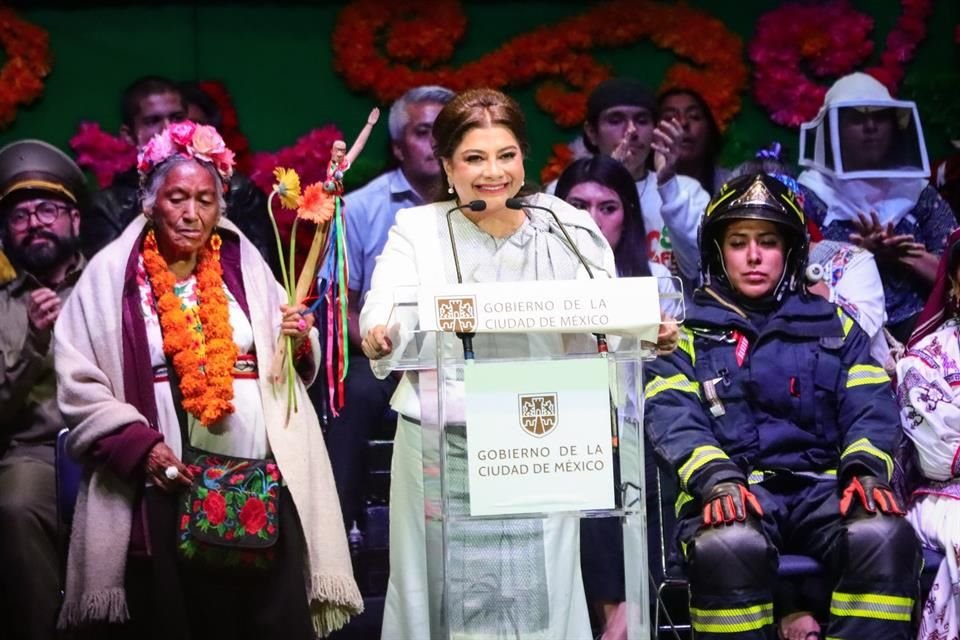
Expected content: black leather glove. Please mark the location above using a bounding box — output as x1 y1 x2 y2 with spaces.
702 481 764 527
839 475 905 517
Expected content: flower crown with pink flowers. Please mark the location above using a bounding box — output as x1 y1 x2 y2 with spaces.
137 120 235 188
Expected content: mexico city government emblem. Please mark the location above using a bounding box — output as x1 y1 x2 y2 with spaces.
436 296 477 333
519 393 558 437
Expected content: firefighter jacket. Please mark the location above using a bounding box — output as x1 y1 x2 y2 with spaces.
645 285 899 502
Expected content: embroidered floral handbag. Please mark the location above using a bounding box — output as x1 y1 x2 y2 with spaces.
176 449 282 570
165 360 281 570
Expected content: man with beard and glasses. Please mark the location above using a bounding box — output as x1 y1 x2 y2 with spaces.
0 140 88 640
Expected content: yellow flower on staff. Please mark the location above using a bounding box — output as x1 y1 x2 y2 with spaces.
272 167 301 210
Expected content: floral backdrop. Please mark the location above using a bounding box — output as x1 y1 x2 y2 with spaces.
0 0 957 190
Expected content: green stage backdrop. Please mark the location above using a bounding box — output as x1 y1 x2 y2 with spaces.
1 1 958 188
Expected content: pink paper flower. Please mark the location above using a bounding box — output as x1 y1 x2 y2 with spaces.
167 121 197 146
137 120 234 184
190 124 226 159
69 122 136 187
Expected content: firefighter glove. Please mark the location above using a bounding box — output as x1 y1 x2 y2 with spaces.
702 481 764 527
839 475 905 517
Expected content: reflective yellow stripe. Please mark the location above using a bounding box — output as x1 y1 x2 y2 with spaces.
675 490 693 516
747 470 765 484
830 591 913 622
841 437 894 479
846 363 890 388
645 374 701 400
679 445 728 490
706 187 737 217
837 307 854 338
690 602 774 633
678 327 696 365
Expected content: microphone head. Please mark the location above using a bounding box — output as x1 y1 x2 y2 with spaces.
505 197 524 210
467 200 487 212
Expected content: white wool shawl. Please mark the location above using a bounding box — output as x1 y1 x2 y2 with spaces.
54 216 362 637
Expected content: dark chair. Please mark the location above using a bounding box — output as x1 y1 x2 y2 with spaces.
54 427 82 531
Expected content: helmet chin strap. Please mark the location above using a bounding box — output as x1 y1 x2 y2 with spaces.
772 247 793 301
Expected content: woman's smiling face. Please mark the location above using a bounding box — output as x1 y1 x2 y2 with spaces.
442 124 524 216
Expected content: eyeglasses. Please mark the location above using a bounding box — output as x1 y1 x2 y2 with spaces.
7 202 74 230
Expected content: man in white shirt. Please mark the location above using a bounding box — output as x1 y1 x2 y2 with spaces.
577 78 710 295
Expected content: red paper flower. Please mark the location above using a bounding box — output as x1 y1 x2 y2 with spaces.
238 497 268 535
0 9 50 131
197 80 252 174
750 0 932 127
332 0 746 131
203 491 227 526
69 122 136 188
250 125 343 275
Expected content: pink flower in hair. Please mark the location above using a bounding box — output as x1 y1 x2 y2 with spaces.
137 130 176 173
136 120 235 186
168 121 197 146
190 124 226 160
214 147 236 181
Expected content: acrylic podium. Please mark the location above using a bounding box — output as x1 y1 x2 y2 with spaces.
371 276 682 640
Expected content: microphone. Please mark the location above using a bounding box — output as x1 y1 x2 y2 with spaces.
507 198 616 455
506 196 608 354
505 197 594 278
445 199 487 360
445 200 486 284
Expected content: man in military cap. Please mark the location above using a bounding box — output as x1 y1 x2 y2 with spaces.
0 139 87 640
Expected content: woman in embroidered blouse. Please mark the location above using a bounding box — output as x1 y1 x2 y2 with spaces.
896 227 960 640
53 121 361 638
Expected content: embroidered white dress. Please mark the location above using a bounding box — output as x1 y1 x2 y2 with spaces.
137 255 269 459
363 195 616 640
896 319 960 640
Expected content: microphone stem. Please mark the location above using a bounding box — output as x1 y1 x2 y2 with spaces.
458 332 475 360
446 210 465 284
545 209 594 279
445 206 474 361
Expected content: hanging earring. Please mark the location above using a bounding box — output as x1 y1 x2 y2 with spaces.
447 185 454 194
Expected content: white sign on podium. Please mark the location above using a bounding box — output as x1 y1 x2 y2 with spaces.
463 357 615 516
417 276 661 340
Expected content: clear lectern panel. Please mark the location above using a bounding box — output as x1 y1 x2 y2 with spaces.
374 281 681 640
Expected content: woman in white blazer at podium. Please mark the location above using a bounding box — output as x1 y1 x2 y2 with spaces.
360 88 622 640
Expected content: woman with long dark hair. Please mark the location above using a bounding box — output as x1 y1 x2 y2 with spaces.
556 155 653 278
657 88 729 196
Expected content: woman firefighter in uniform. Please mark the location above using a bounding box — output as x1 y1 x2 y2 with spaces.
644 173 920 639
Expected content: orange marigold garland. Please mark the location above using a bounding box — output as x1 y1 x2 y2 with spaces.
143 230 238 426
0 9 51 130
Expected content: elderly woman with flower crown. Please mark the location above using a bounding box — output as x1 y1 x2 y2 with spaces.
52 120 362 639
